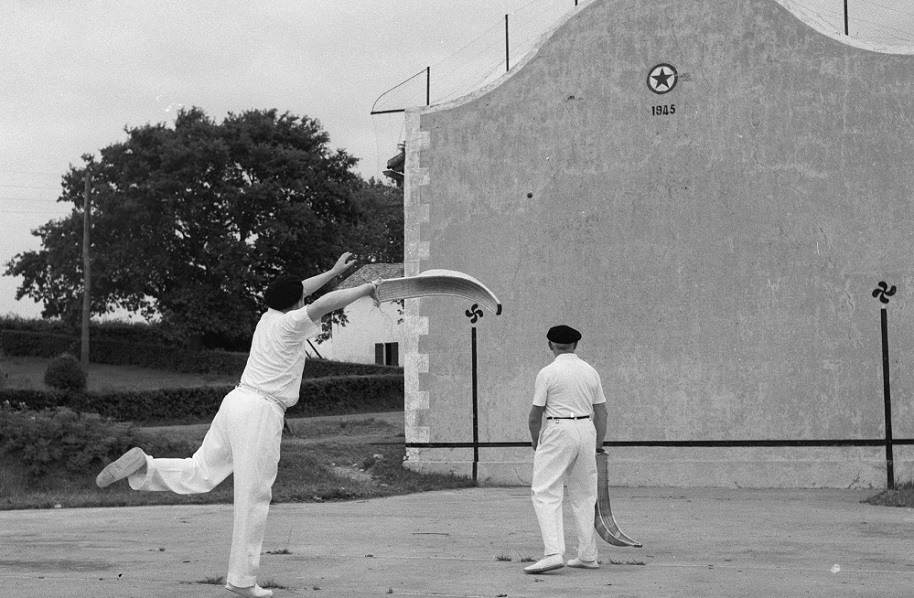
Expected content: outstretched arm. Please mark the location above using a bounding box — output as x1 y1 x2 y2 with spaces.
301 252 357 297
306 282 376 322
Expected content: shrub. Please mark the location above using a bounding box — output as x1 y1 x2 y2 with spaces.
0 389 67 410
0 403 139 481
0 403 197 493
44 353 87 392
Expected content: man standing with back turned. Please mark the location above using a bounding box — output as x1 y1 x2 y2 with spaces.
525 324 608 574
95 252 376 598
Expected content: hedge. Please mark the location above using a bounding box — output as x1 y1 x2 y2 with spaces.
0 330 247 375
0 330 75 359
0 316 171 345
1 329 403 378
0 375 404 423
301 359 402 379
0 389 64 410
285 375 404 418
0 404 141 482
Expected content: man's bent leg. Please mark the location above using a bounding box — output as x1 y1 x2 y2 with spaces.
128 396 235 493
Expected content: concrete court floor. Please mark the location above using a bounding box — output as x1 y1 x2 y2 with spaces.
1 484 912 598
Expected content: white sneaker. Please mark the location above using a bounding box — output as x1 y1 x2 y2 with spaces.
523 553 565 574
568 557 599 569
225 583 273 598
95 447 147 488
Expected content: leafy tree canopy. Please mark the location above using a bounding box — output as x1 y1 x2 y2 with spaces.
5 107 403 348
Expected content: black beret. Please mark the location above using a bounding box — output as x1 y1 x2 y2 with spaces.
265 275 304 311
547 325 581 344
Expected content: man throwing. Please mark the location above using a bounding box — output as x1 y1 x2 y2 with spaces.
95 252 376 598
525 324 608 574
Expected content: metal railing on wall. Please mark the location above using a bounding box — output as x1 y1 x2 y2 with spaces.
780 0 914 44
370 0 583 115
373 1 914 116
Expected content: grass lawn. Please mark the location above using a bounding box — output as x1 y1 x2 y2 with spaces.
862 482 914 507
1 354 238 392
1 354 475 510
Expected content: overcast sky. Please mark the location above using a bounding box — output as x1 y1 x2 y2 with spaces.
2 0 913 320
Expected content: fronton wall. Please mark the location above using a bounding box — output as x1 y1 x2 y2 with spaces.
401 0 914 488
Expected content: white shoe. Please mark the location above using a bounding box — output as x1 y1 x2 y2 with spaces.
95 447 147 488
225 583 273 598
568 557 599 569
524 554 565 574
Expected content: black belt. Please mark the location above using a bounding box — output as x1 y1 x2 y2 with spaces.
547 416 590 420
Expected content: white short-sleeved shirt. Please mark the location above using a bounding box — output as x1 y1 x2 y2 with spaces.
239 307 321 409
532 353 607 419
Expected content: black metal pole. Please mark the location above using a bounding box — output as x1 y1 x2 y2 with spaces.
426 66 430 105
505 14 510 72
881 308 895 490
471 326 479 481
844 0 849 35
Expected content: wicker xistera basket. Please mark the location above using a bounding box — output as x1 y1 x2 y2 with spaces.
374 269 502 315
595 451 642 547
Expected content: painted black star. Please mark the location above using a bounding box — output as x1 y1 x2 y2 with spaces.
652 68 673 90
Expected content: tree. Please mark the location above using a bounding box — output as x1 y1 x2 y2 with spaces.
5 107 402 348
342 177 404 265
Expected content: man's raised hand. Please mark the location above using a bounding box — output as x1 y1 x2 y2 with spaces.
333 252 357 274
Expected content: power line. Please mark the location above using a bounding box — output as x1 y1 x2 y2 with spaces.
0 168 60 176
0 183 60 191
0 199 65 206
0 210 67 216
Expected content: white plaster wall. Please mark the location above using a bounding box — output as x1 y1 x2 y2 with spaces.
322 298 405 365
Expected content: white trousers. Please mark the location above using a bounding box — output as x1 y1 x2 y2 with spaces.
531 419 598 561
128 387 283 587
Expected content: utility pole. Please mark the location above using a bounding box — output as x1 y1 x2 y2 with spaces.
81 167 91 377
